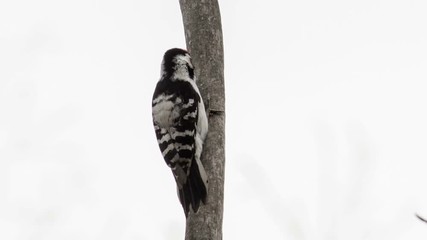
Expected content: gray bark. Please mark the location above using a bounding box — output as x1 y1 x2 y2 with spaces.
178 0 225 239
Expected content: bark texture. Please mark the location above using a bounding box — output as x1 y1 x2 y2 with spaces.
178 0 225 240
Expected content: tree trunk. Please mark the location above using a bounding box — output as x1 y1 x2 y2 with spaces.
178 0 225 239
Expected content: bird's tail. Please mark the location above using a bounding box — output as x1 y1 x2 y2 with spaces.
178 157 208 217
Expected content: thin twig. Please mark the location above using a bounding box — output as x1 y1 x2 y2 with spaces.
416 213 427 224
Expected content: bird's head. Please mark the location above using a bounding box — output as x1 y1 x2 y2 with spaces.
161 48 195 80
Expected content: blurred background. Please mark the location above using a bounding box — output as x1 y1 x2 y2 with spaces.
1 0 427 239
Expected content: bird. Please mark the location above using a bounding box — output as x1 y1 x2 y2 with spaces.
152 48 209 217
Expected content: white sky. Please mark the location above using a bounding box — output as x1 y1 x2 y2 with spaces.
1 0 427 239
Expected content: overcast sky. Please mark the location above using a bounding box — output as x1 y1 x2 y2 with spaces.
1 0 427 239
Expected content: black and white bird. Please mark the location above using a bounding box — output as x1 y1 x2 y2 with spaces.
152 48 209 217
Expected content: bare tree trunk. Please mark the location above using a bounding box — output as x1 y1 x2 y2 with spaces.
178 0 225 239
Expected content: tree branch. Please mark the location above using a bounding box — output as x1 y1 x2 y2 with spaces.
178 0 225 239
416 214 427 224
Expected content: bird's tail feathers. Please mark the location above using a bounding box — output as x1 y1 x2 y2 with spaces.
178 158 208 217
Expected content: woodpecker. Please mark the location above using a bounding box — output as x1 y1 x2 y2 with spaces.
152 48 208 217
